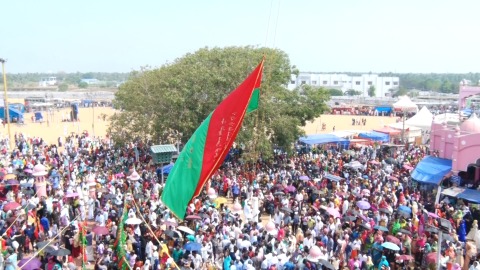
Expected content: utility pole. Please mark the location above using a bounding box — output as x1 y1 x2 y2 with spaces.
0 59 12 150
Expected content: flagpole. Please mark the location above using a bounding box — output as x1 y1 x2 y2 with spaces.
131 198 181 270
20 215 80 269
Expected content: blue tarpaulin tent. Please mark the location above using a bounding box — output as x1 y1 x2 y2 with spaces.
457 188 480 203
442 187 480 204
35 112 43 121
162 164 174 174
411 156 452 184
299 134 350 148
358 131 389 142
375 106 392 114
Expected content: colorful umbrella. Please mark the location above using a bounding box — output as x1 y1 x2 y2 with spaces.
374 225 389 232
299 175 310 181
3 201 21 211
185 215 201 220
92 226 110 235
381 242 400 251
162 220 178 227
386 235 401 245
325 207 341 218
3 174 16 180
51 248 71 256
125 217 142 225
425 252 439 264
356 201 371 210
177 226 195 235
398 205 411 213
214 197 228 206
398 254 414 261
18 257 42 270
65 192 79 198
6 179 19 185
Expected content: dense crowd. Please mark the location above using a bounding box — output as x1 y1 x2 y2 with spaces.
0 132 479 270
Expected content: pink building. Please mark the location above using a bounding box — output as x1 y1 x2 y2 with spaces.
430 114 480 173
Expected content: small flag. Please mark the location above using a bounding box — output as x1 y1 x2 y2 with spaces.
114 206 129 270
162 59 264 219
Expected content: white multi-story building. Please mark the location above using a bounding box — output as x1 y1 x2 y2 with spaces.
288 73 399 98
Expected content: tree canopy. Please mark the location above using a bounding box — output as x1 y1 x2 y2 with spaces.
109 46 330 158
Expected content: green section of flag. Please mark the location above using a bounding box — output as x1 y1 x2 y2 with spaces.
247 88 260 113
161 88 260 219
114 207 129 270
161 114 211 219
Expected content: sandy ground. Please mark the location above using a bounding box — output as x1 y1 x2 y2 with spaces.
2 108 399 145
303 114 398 135
2 107 116 144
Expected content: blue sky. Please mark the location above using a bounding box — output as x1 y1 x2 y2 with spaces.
2 0 480 73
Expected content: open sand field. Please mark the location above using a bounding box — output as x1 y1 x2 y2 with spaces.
1 109 399 145
2 107 116 144
303 114 398 135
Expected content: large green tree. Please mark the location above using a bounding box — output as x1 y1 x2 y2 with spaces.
368 85 376 97
109 46 330 158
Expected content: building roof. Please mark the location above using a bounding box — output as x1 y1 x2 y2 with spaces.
150 144 177 154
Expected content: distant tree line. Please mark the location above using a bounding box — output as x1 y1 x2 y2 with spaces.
4 72 129 87
5 71 480 94
379 73 480 94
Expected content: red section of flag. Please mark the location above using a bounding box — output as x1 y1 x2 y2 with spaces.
192 60 264 198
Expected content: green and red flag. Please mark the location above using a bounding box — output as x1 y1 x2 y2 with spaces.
113 206 129 270
162 59 264 219
78 222 88 270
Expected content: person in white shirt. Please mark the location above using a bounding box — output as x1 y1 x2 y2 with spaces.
295 192 304 209
342 199 349 216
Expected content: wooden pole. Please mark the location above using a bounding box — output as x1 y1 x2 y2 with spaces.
131 198 180 270
19 215 80 269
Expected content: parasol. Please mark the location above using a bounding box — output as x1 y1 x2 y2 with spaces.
374 225 389 232
325 207 341 218
214 197 228 206
125 217 142 225
3 174 16 180
177 225 195 235
65 192 80 198
425 252 439 264
92 226 110 236
51 248 71 256
381 242 400 251
6 179 19 185
185 215 201 220
281 207 293 214
164 230 181 239
299 175 310 181
318 259 335 270
386 235 401 245
3 201 21 211
397 254 414 261
356 200 371 210
18 257 42 270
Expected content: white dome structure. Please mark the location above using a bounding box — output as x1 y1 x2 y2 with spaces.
461 113 480 133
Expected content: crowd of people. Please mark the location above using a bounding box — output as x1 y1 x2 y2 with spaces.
0 131 479 270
